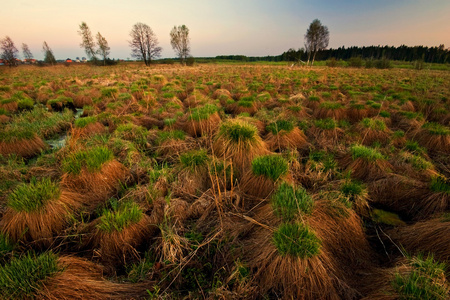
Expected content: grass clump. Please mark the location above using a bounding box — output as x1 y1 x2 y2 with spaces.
74 116 97 128
350 145 385 161
180 149 209 170
315 118 337 130
7 177 60 213
422 122 450 136
188 104 218 121
266 120 295 134
272 222 321 258
0 252 61 299
341 180 364 199
392 255 449 300
0 125 35 143
251 155 288 181
97 200 143 233
62 146 113 175
218 121 258 144
430 176 450 195
157 130 186 143
360 118 387 130
272 182 314 221
320 101 343 110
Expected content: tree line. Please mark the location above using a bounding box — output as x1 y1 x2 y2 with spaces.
281 44 449 64
0 22 191 66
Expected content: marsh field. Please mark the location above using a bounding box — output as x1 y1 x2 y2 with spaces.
0 63 449 299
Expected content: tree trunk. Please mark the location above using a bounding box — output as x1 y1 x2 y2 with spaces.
312 51 317 66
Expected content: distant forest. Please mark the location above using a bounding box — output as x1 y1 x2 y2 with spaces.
213 45 450 64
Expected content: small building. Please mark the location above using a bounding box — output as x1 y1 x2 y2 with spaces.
66 58 73 63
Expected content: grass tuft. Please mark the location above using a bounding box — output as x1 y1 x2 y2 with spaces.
272 222 321 258
7 177 60 212
0 252 61 299
430 176 450 195
97 200 144 233
188 104 218 121
62 146 113 175
180 149 209 171
272 182 314 221
422 122 450 136
251 154 288 181
218 120 258 144
393 255 449 300
266 120 295 134
350 145 385 161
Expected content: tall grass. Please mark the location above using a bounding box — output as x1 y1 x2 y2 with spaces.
7 177 60 212
0 252 61 299
218 121 258 143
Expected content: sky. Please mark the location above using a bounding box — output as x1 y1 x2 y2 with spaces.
1 0 449 60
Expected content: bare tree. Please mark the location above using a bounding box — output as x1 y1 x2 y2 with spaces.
129 22 162 66
0 36 19 67
78 22 98 61
42 41 56 65
170 25 190 65
304 19 329 66
96 32 110 66
22 43 33 62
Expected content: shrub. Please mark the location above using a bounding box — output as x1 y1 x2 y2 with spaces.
251 155 288 181
7 177 60 213
272 222 321 258
348 57 363 68
272 182 314 220
0 252 61 299
97 200 143 233
374 58 392 69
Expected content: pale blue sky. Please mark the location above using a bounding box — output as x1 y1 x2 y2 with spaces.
1 0 449 60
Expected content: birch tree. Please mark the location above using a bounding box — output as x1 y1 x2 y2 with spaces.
170 25 190 65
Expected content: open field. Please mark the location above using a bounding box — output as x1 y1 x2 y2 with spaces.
0 63 449 299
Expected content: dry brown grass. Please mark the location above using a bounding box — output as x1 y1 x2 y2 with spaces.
61 160 129 210
184 112 221 137
212 119 269 176
389 217 450 263
340 154 393 182
265 127 308 152
88 214 157 267
0 190 80 247
72 122 106 137
37 256 149 299
0 134 47 158
369 174 448 220
414 128 450 154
